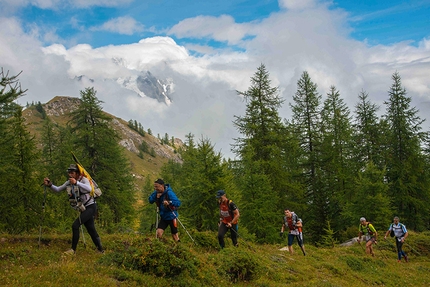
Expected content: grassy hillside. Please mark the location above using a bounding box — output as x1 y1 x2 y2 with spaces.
1 230 429 287
23 96 183 191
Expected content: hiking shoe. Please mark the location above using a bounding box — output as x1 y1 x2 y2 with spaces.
397 260 401 263
63 249 75 255
404 255 408 262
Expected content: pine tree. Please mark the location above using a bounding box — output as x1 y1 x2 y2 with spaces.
384 72 429 230
320 86 355 233
289 71 324 242
232 64 287 243
70 87 135 226
7 108 41 232
353 90 387 170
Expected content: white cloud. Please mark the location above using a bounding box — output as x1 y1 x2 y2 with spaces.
278 0 318 10
90 16 144 35
168 15 253 45
71 0 134 8
1 1 430 158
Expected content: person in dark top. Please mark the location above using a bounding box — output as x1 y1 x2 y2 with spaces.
43 164 103 255
384 216 409 262
149 179 181 242
216 190 240 248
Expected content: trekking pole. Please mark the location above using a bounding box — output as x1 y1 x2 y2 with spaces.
357 237 365 253
170 211 196 244
404 242 421 256
229 226 256 251
374 241 389 260
155 206 159 239
79 214 87 248
38 184 47 248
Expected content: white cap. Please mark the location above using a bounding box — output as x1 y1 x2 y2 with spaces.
360 217 366 222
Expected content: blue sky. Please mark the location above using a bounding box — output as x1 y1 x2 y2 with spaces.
7 0 430 48
1 0 430 158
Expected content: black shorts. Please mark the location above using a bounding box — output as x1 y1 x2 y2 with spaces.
158 218 178 234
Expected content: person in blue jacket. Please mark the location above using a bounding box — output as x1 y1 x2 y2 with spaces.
149 179 181 242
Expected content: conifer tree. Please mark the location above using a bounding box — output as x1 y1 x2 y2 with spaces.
233 64 287 243
320 86 355 232
69 87 135 226
289 71 324 242
353 90 387 171
7 108 41 232
384 72 429 229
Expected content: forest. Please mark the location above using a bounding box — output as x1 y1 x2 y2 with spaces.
1 64 429 245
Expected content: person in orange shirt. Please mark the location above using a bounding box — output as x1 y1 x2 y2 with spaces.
216 190 240 248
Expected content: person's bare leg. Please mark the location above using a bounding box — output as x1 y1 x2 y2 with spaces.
156 228 164 239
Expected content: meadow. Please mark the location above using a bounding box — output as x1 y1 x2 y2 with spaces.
1 230 429 287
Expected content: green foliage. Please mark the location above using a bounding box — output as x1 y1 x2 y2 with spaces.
320 221 339 248
214 247 262 282
101 237 199 278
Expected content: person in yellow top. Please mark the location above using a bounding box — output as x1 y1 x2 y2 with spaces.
357 217 377 256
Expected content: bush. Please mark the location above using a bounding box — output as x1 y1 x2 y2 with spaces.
214 247 262 282
100 237 199 278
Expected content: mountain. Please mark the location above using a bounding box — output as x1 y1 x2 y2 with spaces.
23 96 183 190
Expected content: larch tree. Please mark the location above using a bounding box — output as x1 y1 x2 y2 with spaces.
384 72 430 230
232 64 287 243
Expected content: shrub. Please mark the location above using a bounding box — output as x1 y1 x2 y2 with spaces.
214 247 262 282
100 237 199 278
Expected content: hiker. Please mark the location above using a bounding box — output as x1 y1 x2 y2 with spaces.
148 179 181 242
43 164 104 255
384 216 409 262
216 190 240 248
280 209 306 255
357 217 377 256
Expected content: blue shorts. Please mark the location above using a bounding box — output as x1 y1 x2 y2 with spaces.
288 233 303 247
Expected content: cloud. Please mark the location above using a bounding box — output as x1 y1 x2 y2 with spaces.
168 15 253 45
90 16 144 35
278 0 318 10
1 1 430 158
71 0 134 8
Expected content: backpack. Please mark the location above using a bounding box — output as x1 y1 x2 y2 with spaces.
390 223 406 238
91 179 102 198
359 223 374 235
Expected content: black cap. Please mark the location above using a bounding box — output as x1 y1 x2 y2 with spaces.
216 190 225 198
67 164 79 172
154 178 164 185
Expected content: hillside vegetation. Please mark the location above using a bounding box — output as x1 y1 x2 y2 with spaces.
23 96 183 190
1 230 429 287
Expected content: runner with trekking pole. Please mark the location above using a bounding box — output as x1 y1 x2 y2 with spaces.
280 209 306 256
43 163 104 255
357 217 377 257
384 216 409 262
216 190 240 249
148 179 181 242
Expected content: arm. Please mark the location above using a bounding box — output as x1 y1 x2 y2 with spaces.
370 224 377 239
357 225 363 242
166 190 181 208
231 209 240 225
44 178 68 193
402 231 408 241
148 191 157 204
384 224 392 239
76 177 91 194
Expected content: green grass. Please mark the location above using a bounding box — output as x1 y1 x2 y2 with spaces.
1 231 429 287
